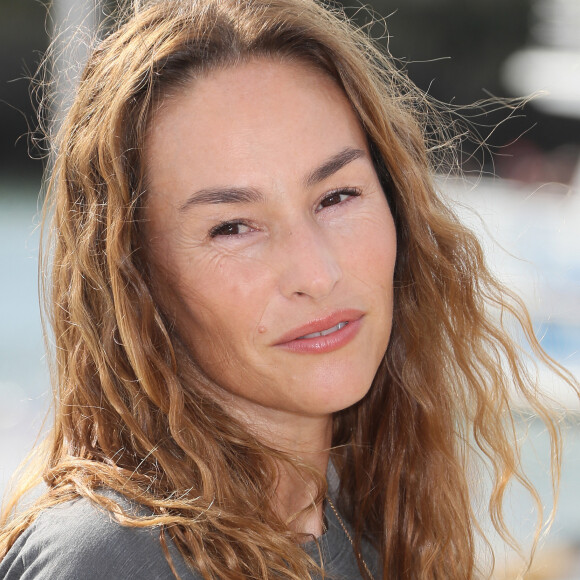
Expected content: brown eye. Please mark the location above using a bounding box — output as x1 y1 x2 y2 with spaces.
209 222 251 237
317 188 360 211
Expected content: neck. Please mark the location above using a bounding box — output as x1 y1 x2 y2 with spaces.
274 445 330 537
248 409 333 537
213 390 334 537
271 415 332 537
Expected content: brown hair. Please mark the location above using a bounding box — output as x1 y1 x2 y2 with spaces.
1 0 577 578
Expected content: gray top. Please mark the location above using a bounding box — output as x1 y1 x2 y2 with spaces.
0 489 379 579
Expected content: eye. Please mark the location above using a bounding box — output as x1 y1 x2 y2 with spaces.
209 221 253 238
316 188 361 211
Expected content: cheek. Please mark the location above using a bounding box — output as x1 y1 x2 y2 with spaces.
343 211 397 292
170 252 275 344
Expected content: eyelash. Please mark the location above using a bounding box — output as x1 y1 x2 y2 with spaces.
208 187 362 238
316 187 361 211
209 221 254 238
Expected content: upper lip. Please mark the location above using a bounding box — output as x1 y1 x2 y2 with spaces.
273 309 364 345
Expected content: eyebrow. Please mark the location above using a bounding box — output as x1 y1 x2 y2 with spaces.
304 147 366 187
178 146 366 212
178 186 263 211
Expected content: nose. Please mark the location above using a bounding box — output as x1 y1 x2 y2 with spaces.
276 223 342 301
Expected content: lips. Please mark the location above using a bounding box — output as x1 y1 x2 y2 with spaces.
274 309 364 353
299 321 349 339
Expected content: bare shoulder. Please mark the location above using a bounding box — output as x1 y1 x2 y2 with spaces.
0 491 202 580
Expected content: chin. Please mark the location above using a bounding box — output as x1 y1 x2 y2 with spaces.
299 368 376 416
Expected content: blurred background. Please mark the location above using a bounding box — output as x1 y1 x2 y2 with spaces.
1 0 579 577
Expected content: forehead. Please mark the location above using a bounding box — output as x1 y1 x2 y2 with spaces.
144 58 369 194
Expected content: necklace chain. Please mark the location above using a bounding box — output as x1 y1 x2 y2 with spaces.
325 496 373 580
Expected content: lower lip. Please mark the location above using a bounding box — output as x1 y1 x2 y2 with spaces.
276 317 363 354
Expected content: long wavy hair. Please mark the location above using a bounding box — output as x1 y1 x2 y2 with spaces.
1 0 577 578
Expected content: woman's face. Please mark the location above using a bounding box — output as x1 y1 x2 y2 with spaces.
144 58 397 427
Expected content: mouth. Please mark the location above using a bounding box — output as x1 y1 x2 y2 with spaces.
298 321 349 339
274 310 364 353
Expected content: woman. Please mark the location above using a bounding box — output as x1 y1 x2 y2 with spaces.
0 0 576 578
